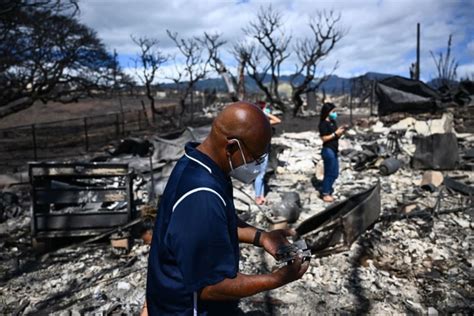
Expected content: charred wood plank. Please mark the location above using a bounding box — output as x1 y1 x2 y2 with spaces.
30 163 129 177
34 189 127 204
35 212 130 231
444 176 474 196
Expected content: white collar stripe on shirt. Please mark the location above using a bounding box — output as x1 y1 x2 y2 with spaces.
185 153 212 174
172 187 226 213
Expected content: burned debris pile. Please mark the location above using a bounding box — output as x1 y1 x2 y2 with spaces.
234 110 472 314
0 108 473 314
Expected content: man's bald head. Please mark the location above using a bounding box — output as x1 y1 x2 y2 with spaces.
198 101 272 173
213 101 272 156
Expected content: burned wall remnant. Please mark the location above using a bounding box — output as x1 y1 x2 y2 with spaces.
411 133 460 170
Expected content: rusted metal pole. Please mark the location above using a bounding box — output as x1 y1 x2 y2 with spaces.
29 164 39 240
370 80 375 116
31 124 37 160
349 81 353 125
115 113 120 138
149 155 155 203
141 100 150 127
416 23 420 81
119 95 125 134
83 117 89 152
138 110 142 130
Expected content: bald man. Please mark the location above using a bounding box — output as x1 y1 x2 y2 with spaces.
145 102 309 315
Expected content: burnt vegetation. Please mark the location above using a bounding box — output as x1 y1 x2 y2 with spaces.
0 0 131 119
0 2 349 120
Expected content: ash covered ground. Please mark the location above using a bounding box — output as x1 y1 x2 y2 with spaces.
1 108 473 315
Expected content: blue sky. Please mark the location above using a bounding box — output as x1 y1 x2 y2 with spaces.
79 0 474 82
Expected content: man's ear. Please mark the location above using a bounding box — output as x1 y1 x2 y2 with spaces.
226 139 238 157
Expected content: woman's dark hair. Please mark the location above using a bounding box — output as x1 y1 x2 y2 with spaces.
320 102 336 122
138 216 155 235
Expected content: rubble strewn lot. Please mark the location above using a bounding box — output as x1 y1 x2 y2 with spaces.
1 109 473 315
237 119 473 315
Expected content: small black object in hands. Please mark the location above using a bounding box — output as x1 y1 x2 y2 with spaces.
276 240 311 265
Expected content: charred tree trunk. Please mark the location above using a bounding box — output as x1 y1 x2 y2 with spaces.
292 90 304 117
237 60 246 101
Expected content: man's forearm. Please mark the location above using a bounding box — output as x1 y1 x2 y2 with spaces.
200 272 281 301
237 218 259 244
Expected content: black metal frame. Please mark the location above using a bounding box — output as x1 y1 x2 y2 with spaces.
296 182 381 257
29 162 134 239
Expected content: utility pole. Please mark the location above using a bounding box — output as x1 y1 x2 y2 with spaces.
416 23 420 81
349 79 353 125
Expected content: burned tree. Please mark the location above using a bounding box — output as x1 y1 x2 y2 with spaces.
241 5 291 110
0 0 118 118
167 30 210 125
0 0 78 43
350 74 374 108
132 36 168 123
200 32 238 101
234 46 248 101
430 34 458 90
232 42 255 101
234 42 266 101
290 11 343 116
111 50 135 97
111 50 135 126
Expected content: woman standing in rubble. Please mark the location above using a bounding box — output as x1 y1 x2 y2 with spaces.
254 101 281 205
319 102 347 202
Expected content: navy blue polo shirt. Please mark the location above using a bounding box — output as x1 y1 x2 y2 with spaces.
146 142 240 315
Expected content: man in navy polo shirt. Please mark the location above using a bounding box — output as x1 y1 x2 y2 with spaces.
145 102 309 315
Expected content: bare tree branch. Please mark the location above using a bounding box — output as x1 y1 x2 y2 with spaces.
290 10 344 116
167 29 210 126
131 35 168 123
242 5 291 110
430 34 458 90
232 42 252 100
200 32 238 101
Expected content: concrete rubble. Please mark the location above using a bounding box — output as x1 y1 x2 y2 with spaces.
0 111 473 315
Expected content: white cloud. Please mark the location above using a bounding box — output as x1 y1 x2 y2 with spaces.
458 63 474 79
468 41 474 56
79 0 474 81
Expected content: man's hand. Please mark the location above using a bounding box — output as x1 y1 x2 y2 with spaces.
260 229 295 258
272 255 310 285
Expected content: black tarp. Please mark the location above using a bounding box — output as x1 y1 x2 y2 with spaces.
376 76 441 115
411 133 460 170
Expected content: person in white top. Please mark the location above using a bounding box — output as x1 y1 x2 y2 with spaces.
254 101 281 205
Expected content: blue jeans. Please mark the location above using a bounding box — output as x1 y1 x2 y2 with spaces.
254 155 269 197
321 147 339 196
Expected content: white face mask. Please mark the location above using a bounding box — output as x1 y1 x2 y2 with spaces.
228 139 261 184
